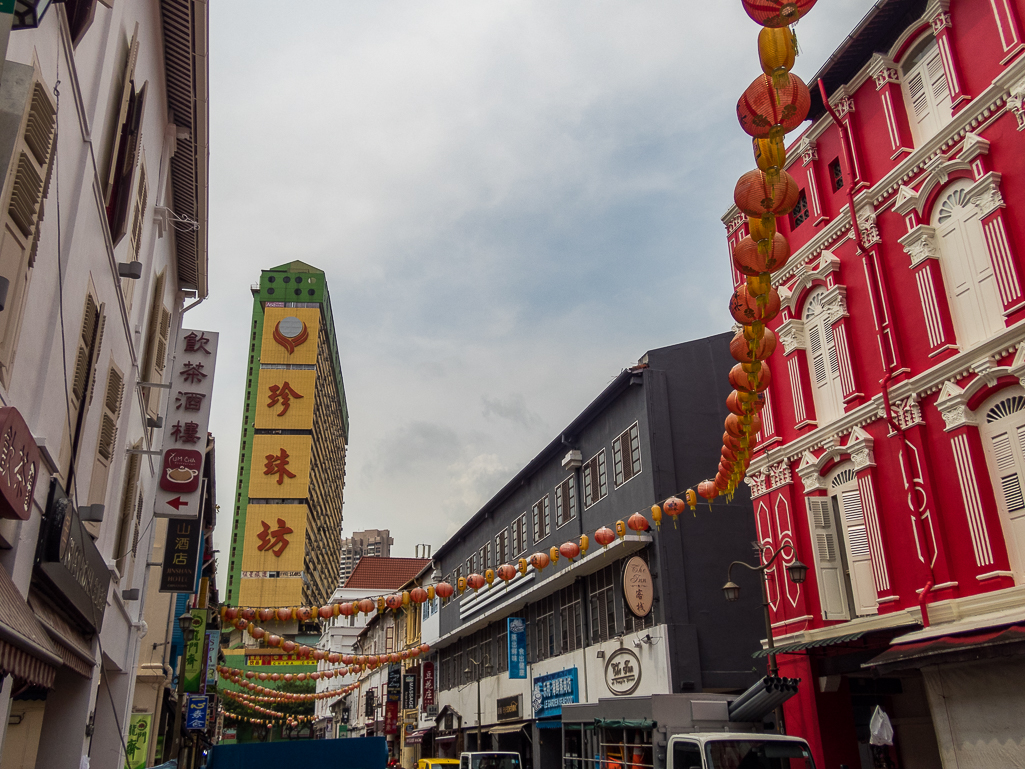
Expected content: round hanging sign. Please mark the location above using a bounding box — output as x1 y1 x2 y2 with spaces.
604 647 642 696
622 556 653 618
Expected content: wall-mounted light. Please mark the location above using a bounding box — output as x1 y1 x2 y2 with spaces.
13 0 63 30
118 262 143 280
79 503 104 522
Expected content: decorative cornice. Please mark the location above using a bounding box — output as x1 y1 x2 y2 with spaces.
777 317 806 356
960 131 991 162
856 204 881 248
1009 75 1025 131
935 380 974 431
821 285 849 325
899 225 940 268
797 136 818 167
969 172 1004 218
870 54 900 90
890 394 924 431
893 152 973 215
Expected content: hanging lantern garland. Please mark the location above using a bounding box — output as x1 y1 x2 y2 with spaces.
700 0 817 503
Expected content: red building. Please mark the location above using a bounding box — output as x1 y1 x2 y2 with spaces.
722 1 1025 767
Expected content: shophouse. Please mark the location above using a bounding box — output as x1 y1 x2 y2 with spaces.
0 1 211 768
721 0 1025 767
426 334 767 769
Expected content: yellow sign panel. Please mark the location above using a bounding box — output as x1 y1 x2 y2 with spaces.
260 307 320 366
248 435 312 499
240 504 309 572
254 369 317 430
238 577 303 608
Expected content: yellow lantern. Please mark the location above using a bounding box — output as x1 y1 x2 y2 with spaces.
685 489 698 511
753 136 787 187
457 577 467 594
402 591 410 606
650 504 662 529
427 585 435 601
376 596 386 613
615 520 626 539
758 27 796 90
517 558 528 576
580 534 589 557
549 546 560 566
485 568 495 587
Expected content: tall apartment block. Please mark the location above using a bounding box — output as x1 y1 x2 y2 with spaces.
339 529 394 584
225 261 349 608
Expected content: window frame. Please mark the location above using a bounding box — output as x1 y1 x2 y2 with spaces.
555 475 577 529
583 450 608 510
612 422 642 488
532 494 551 543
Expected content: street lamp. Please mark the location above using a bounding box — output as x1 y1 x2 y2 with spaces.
169 612 195 764
13 0 60 30
722 544 807 734
465 654 492 752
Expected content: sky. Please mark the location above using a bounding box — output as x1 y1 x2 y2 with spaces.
194 0 880 569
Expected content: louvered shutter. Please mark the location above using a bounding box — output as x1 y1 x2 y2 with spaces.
838 488 878 615
114 449 141 567
807 496 849 620
88 361 123 505
902 43 951 145
111 82 148 244
142 273 168 418
990 430 1025 515
105 23 140 205
0 70 57 385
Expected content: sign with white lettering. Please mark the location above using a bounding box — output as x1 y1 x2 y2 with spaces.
155 330 218 519
531 668 578 717
158 516 202 593
508 617 527 679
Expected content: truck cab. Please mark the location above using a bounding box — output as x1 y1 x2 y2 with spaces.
459 752 522 769
668 734 815 769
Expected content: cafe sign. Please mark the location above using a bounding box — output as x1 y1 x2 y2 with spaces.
604 648 641 696
0 407 40 520
623 556 653 618
497 695 520 722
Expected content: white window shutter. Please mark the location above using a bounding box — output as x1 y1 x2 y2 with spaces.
807 496 849 620
839 488 878 616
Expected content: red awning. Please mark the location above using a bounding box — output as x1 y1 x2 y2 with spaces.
864 623 1025 671
0 568 62 688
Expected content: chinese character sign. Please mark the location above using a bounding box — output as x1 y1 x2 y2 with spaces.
247 435 312 498
206 630 220 687
255 370 317 430
422 661 435 707
0 408 41 521
158 518 202 593
124 713 152 769
155 330 218 519
182 610 208 693
531 668 578 718
508 617 527 680
185 694 209 730
241 505 307 573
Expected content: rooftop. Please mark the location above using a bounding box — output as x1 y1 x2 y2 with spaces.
342 557 432 590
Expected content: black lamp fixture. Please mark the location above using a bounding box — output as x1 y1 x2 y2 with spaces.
786 559 809 585
177 611 195 643
722 580 742 602
13 0 63 30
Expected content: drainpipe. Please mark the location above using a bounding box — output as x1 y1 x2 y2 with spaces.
818 80 936 624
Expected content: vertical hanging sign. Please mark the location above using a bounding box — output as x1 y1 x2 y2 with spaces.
124 713 152 769
508 617 527 679
155 330 218 519
182 609 208 693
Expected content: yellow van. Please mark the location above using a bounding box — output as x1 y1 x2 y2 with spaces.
418 759 460 769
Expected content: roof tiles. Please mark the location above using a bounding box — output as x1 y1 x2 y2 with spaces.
343 557 430 590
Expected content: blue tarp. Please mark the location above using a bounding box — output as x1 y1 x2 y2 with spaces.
205 736 388 769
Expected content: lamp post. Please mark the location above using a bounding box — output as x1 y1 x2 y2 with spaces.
722 544 807 734
169 612 196 763
464 654 492 752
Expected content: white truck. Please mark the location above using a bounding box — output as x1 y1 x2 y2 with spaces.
562 691 815 769
459 752 523 769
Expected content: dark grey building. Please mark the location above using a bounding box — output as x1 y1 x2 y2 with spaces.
424 333 765 769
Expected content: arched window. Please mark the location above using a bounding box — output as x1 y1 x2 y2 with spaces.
932 180 1005 350
900 35 951 146
802 288 843 425
805 464 878 620
979 389 1025 580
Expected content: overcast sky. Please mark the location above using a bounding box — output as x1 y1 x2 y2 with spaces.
194 0 878 570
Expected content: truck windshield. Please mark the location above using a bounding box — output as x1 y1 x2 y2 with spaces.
472 756 520 769
705 740 815 769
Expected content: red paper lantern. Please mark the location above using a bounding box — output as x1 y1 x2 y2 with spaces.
726 413 763 439
339 602 354 617
742 0 818 27
698 480 719 500
627 512 650 532
275 607 292 622
729 285 781 325
296 607 312 621
529 552 550 571
726 390 765 416
358 599 375 614
737 73 811 141
318 606 333 619
663 497 686 517
420 643 430 654
385 594 404 610
282 640 296 653
734 169 800 222
594 527 615 547
410 587 428 604
434 582 454 599
729 363 771 393
251 626 266 639
559 542 580 561
463 574 483 591
267 635 282 647
258 608 274 622
497 564 517 582
729 329 777 363
732 234 791 276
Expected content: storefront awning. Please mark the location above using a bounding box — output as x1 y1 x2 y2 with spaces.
406 729 432 744
491 722 528 734
0 568 62 689
29 592 94 678
436 734 458 742
536 720 563 730
751 631 869 657
864 623 1025 672
593 719 655 729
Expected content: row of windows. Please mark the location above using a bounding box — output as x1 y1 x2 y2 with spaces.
436 556 655 691
445 424 643 585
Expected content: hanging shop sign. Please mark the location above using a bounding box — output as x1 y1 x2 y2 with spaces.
403 673 417 710
365 689 376 718
125 713 152 769
422 661 436 708
623 556 654 618
158 516 202 593
155 330 218 519
244 652 316 667
36 478 110 631
185 694 209 730
182 609 208 693
0 407 40 520
206 630 220 688
386 664 402 735
604 648 642 696
497 695 521 722
508 617 527 679
531 668 578 718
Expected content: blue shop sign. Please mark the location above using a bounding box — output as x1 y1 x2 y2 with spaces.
185 694 209 730
531 668 578 718
508 617 527 680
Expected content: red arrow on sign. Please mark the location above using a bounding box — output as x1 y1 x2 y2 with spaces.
167 496 189 511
